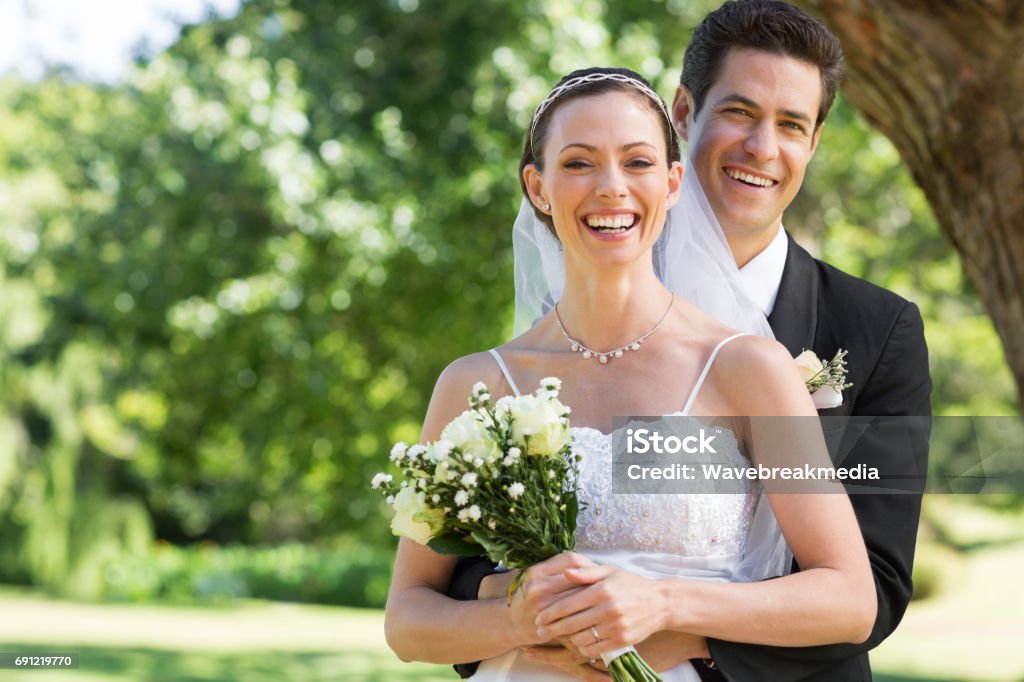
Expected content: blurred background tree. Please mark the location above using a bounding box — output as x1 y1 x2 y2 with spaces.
0 0 1019 602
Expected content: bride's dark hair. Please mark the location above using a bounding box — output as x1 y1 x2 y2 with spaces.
519 67 680 233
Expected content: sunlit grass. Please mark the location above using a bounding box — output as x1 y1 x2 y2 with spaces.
2 503 1022 682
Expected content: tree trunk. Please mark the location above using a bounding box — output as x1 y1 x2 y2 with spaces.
794 0 1024 407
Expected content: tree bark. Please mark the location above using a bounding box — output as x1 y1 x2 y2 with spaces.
794 0 1024 406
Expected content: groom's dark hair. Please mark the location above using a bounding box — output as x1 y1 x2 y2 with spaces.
681 0 844 129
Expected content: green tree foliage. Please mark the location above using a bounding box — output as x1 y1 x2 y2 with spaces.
0 0 1017 596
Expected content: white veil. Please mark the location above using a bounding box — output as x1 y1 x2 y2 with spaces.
510 158 790 582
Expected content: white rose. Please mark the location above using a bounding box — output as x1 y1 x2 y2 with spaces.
509 394 570 457
441 411 501 461
794 350 825 384
390 487 444 545
811 384 844 409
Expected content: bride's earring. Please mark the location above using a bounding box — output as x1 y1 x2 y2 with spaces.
542 202 550 212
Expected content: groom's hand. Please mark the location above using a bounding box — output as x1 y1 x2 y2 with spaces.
523 641 611 681
635 631 710 671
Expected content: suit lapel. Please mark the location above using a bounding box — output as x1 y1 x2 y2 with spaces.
768 231 818 356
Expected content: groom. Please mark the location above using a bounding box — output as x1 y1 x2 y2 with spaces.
448 1 931 680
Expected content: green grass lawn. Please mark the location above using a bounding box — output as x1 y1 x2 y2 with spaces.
1 502 1021 682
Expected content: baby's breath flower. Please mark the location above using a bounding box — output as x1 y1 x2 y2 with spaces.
467 505 481 521
389 442 408 462
386 495 395 504
454 490 470 507
432 494 441 504
540 376 561 392
407 444 427 460
473 457 484 468
371 473 392 489
461 472 478 487
508 482 525 499
457 508 471 523
417 478 426 490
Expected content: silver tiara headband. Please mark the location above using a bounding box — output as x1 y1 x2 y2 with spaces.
528 73 674 155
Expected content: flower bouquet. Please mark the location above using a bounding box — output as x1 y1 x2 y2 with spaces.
371 377 663 682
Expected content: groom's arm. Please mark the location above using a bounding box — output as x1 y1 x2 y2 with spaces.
704 302 931 681
446 556 500 678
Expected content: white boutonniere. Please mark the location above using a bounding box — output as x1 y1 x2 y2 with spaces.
794 349 853 409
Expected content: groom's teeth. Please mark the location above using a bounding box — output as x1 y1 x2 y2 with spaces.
585 214 636 228
726 169 775 187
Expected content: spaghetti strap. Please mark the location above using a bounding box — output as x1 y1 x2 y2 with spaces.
680 333 747 415
488 349 522 397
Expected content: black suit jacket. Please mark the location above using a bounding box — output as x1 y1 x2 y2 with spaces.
449 233 932 681
699 234 931 681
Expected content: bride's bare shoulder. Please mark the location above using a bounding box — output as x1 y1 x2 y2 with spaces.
421 352 505 441
433 351 506 402
711 335 815 414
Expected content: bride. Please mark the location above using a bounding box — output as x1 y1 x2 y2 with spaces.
384 67 875 681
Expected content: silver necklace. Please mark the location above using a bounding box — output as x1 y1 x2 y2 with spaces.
554 294 675 364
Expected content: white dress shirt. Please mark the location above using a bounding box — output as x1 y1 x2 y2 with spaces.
737 227 789 317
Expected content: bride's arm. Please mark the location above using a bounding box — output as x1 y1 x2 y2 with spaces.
384 355 592 663
535 338 876 656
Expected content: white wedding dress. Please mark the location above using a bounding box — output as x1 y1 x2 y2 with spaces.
471 336 791 681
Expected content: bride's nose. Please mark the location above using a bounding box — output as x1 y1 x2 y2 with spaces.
596 165 629 200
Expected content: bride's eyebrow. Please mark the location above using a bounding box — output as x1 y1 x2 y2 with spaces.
558 141 656 153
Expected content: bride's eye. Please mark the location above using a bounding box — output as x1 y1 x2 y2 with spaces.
627 158 655 168
563 160 591 169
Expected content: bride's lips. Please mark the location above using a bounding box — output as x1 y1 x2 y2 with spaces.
580 210 641 240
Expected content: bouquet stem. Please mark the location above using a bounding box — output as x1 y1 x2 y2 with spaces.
604 648 663 682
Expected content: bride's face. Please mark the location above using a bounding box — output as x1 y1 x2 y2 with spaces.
524 92 683 270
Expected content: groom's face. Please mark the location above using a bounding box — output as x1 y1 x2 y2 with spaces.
673 48 823 264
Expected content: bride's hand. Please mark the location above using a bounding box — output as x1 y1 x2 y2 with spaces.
534 564 668 659
523 640 611 681
506 552 598 646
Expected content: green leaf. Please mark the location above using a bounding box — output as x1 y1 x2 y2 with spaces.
428 533 483 556
469 530 510 564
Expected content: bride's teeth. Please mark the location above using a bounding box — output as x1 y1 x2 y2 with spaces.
586 214 636 229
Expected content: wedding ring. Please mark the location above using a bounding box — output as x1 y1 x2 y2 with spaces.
590 626 601 643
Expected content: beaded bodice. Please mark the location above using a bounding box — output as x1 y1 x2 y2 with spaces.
572 422 758 558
